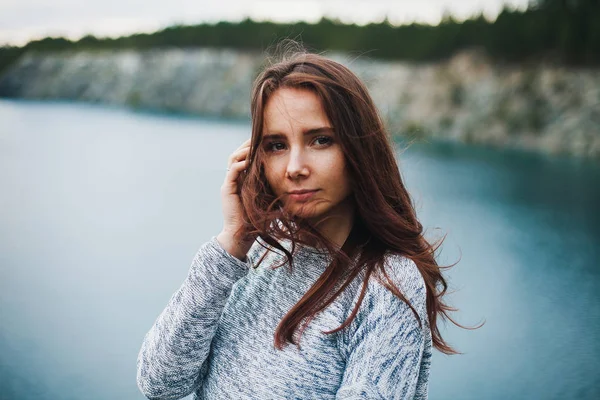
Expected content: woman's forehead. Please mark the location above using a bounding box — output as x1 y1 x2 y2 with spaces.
262 88 331 135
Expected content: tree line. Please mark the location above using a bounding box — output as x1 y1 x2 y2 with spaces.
1 0 599 74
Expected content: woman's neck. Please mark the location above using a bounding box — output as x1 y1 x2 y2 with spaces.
308 196 355 249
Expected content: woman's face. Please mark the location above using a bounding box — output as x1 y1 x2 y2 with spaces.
261 87 353 226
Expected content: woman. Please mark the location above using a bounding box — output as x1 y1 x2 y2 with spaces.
137 48 460 400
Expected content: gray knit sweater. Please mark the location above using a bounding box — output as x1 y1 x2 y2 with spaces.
136 236 432 399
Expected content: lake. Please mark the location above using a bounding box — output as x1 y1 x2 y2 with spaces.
0 99 599 399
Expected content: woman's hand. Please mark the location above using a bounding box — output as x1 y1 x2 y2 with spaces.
216 138 254 261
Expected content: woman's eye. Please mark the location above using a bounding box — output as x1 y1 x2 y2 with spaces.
267 142 286 152
314 136 332 146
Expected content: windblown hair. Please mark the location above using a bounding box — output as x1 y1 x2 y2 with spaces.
238 44 468 355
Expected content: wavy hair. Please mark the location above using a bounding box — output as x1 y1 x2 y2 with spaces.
238 45 470 355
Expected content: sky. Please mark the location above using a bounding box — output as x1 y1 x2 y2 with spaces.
0 0 530 47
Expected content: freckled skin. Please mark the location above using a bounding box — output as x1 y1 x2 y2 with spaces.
261 88 354 234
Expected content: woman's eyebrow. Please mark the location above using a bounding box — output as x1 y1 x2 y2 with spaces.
305 127 334 135
263 126 334 140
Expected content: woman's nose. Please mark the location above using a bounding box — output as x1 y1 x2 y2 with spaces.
285 148 310 179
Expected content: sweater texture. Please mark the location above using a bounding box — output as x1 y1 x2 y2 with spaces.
136 236 432 399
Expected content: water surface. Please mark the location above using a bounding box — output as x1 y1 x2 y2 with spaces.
0 99 598 399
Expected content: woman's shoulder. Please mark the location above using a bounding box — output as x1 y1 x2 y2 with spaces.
344 251 427 321
377 252 426 298
337 251 430 352
336 251 427 318
383 252 427 311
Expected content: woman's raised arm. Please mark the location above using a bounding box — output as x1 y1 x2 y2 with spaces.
136 237 250 399
137 138 254 399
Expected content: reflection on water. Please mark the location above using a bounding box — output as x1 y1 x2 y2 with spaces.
0 100 599 399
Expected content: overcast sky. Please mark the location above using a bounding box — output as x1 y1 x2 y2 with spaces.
1 0 530 46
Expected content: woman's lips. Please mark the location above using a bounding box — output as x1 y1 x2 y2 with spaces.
288 190 318 201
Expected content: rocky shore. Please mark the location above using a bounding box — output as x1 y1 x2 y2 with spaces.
1 48 599 158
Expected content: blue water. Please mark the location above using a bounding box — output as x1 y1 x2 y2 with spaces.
0 99 598 399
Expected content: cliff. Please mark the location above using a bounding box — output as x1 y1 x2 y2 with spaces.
1 48 599 158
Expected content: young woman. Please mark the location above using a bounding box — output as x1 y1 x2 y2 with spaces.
137 49 459 400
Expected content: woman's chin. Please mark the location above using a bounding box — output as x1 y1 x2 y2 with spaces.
288 206 321 221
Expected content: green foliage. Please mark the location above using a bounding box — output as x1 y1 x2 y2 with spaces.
0 46 26 75
1 0 599 74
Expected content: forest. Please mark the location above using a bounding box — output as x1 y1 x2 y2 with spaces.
1 0 599 74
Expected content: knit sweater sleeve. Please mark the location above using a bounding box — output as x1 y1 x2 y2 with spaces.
336 255 431 400
136 236 250 400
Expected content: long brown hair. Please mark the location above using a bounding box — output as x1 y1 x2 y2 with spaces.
238 45 469 355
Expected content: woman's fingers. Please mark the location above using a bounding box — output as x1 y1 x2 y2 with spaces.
228 146 250 168
238 138 251 148
227 139 251 168
229 158 248 173
223 159 248 187
219 139 254 258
